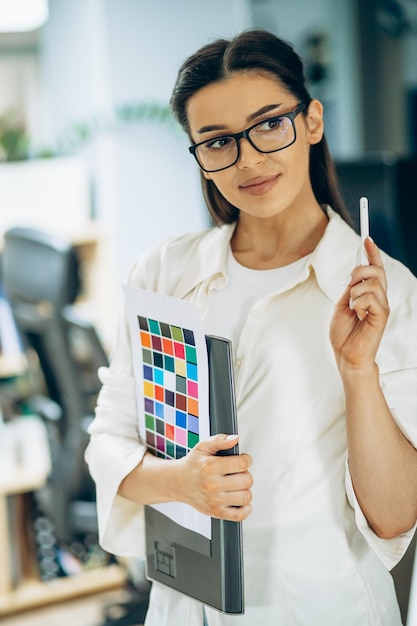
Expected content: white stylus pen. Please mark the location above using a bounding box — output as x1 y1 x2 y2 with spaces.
360 196 369 266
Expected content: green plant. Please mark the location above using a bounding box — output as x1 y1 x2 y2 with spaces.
0 101 178 162
0 110 30 161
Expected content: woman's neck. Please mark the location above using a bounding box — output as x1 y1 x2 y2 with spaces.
231 202 328 270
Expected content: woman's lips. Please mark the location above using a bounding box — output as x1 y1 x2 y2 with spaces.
239 174 279 196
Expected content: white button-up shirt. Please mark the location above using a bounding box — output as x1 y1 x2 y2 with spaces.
86 209 417 626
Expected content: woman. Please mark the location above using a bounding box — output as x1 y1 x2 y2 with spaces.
86 29 417 625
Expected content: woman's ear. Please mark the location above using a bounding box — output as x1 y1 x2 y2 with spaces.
305 99 324 145
202 170 213 181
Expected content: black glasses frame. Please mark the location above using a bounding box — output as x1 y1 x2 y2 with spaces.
188 101 308 173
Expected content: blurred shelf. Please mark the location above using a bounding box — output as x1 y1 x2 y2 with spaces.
0 354 27 380
0 564 127 617
0 470 47 495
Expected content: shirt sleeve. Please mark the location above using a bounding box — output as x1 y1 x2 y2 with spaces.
345 459 417 571
345 365 417 571
84 233 198 557
84 258 150 557
344 262 417 570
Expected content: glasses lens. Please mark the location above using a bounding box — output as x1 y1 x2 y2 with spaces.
249 116 295 153
195 136 238 172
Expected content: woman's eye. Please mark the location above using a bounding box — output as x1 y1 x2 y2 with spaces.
259 117 284 131
205 137 232 150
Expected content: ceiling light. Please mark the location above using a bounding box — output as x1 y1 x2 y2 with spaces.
0 0 49 33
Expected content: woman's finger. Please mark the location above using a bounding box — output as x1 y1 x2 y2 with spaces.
349 291 390 324
365 237 384 268
349 277 388 309
349 264 387 292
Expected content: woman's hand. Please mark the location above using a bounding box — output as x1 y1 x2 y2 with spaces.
329 238 390 373
118 433 252 522
176 433 253 522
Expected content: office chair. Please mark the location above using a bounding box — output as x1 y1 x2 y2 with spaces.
2 226 109 544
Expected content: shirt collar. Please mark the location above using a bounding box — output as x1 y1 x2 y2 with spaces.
309 207 359 304
175 208 358 304
174 223 235 298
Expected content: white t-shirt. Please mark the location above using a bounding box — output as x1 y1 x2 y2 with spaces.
204 247 312 352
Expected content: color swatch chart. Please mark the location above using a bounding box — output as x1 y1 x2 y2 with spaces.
138 315 201 460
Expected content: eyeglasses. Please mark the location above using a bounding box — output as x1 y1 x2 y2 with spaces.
188 101 308 173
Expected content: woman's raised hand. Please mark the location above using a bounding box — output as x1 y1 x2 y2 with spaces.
330 238 390 374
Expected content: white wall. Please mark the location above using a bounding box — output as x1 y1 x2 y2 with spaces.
250 0 363 157
38 0 253 285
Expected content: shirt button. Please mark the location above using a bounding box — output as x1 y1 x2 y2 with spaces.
235 358 243 368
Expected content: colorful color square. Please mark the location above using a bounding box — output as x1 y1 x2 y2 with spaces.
154 368 164 386
142 349 153 365
138 316 149 332
176 445 187 459
187 362 198 381
149 319 160 335
164 355 175 372
188 414 199 434
183 328 195 345
185 345 197 364
151 335 163 351
171 326 183 342
175 427 187 447
155 402 164 418
175 394 187 411
175 359 186 377
143 381 154 398
143 365 153 381
162 338 174 355
188 431 199 448
187 380 198 398
160 322 171 338
166 424 175 441
165 389 175 406
188 397 199 417
138 315 202 461
176 376 186 394
174 342 185 359
176 410 186 428
154 385 164 402
166 441 175 458
140 331 151 348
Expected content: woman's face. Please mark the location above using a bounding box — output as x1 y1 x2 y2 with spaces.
186 71 324 222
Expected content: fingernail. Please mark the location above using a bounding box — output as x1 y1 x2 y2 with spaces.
342 274 352 286
349 297 354 310
226 434 239 441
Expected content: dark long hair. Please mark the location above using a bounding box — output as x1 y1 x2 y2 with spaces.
170 29 350 226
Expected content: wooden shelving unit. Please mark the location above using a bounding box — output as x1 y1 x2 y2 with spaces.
0 461 126 617
0 221 122 616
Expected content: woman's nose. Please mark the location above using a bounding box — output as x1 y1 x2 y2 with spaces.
236 138 266 169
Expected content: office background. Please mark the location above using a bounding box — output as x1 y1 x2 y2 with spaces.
0 1 417 625
1 0 416 297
